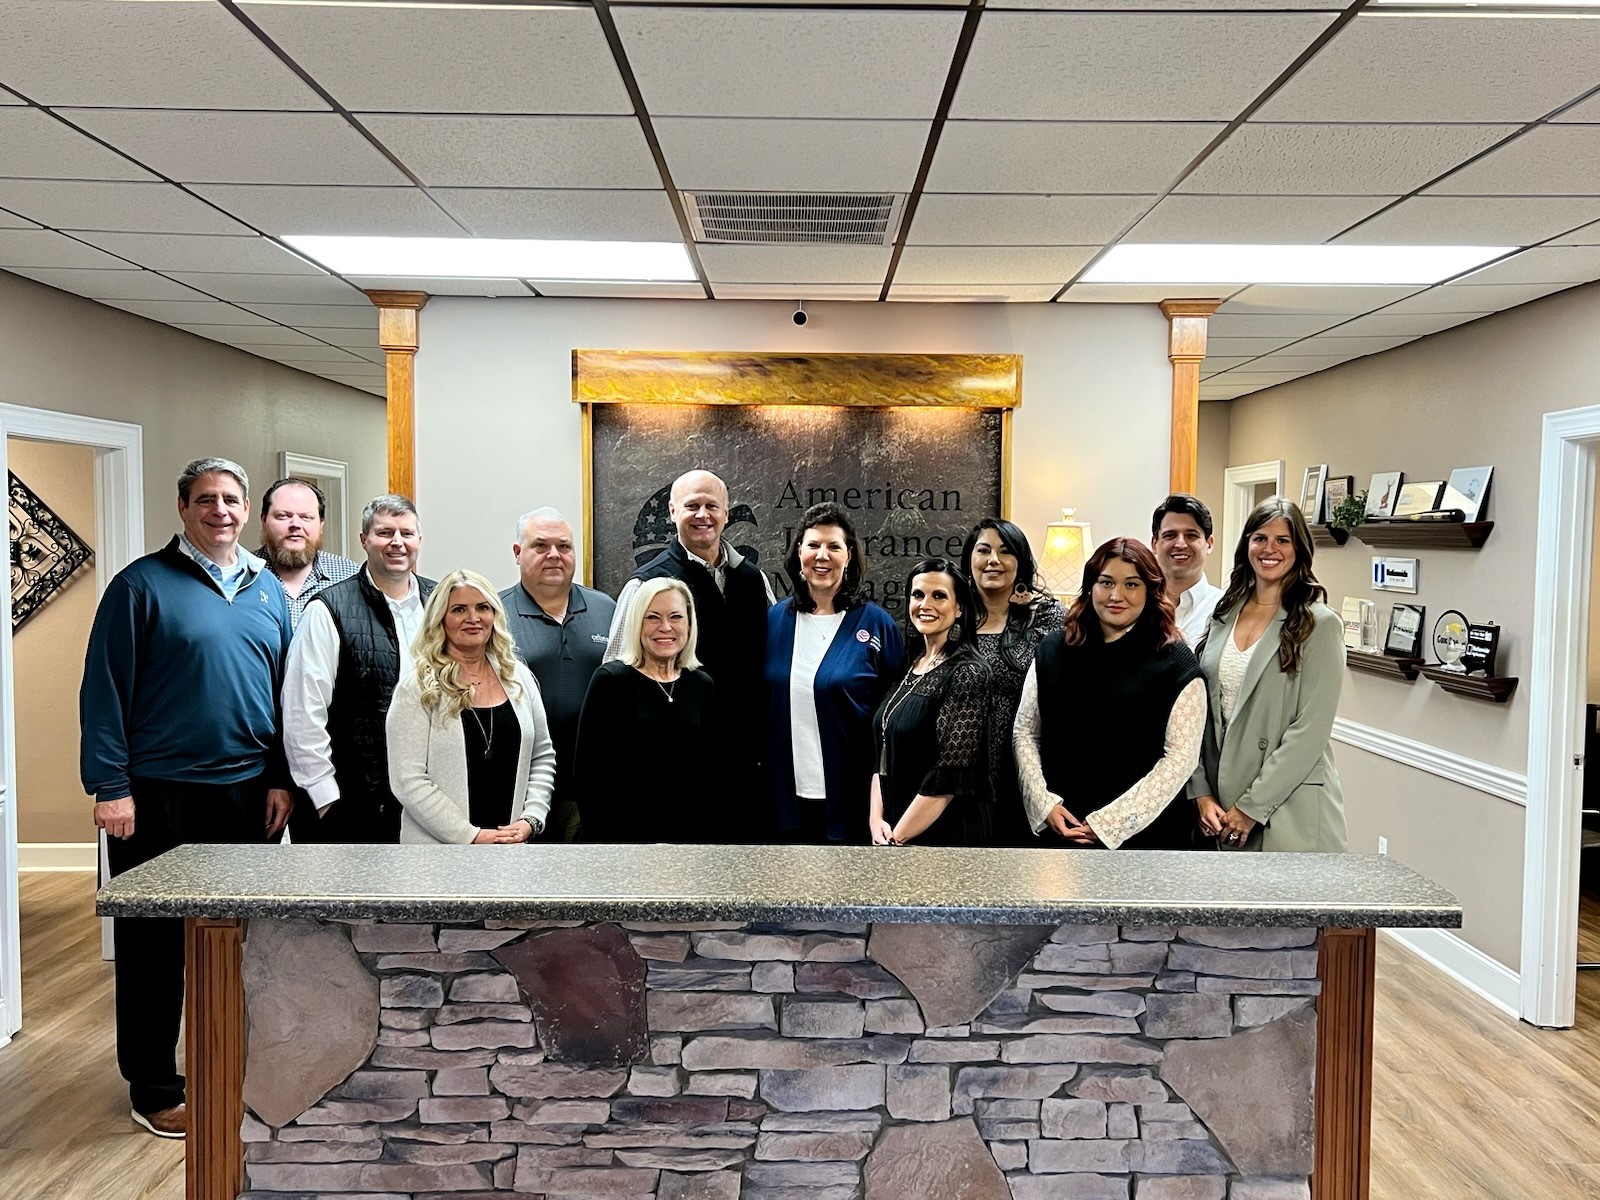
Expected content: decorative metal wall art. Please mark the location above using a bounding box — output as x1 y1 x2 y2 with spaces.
9 471 93 631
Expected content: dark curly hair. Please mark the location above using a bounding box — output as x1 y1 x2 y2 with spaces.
1061 538 1181 649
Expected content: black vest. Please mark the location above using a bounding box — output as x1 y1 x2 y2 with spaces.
1034 628 1203 849
319 571 437 830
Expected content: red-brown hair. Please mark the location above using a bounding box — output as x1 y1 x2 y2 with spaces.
1062 537 1181 649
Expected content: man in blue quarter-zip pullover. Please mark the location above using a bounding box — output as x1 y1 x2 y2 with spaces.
79 456 294 1141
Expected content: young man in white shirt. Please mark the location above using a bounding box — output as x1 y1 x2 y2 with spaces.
1152 494 1222 646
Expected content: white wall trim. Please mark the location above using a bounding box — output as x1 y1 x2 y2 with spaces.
1331 717 1528 806
1222 460 1285 567
1382 928 1521 1018
17 842 97 872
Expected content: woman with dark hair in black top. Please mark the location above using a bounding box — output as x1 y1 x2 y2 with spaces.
1013 538 1205 850
961 518 1064 844
870 558 991 847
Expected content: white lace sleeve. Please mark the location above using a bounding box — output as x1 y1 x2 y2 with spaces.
1012 664 1056 835
1085 678 1207 850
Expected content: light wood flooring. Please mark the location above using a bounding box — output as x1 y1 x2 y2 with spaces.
1 874 1598 1200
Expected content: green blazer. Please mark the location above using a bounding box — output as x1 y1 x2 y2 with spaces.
1187 602 1348 853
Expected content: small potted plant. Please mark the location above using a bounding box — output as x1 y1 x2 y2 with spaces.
1330 491 1367 532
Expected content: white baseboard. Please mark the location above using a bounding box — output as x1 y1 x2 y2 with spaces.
1332 717 1528 807
18 842 97 872
1382 927 1521 1018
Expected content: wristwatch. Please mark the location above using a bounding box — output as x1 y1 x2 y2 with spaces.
526 817 544 838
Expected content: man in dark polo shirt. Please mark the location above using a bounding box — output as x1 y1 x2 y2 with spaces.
501 507 615 842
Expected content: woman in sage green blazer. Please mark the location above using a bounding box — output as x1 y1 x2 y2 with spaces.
1188 497 1347 853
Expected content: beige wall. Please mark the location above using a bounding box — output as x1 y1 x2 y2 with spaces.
0 270 387 556
1224 278 1600 972
9 439 96 844
1195 399 1232 585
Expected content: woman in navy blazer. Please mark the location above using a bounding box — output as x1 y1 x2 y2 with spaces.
767 503 904 843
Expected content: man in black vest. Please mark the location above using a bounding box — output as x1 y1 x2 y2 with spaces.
606 469 775 839
282 494 435 843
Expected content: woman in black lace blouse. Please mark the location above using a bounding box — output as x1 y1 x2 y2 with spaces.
870 558 992 847
962 519 1064 844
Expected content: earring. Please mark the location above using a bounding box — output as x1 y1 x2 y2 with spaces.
950 619 963 643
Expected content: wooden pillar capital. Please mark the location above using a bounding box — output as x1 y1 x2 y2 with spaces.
367 291 428 500
1160 299 1222 495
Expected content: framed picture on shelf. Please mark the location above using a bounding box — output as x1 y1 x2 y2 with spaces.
1393 480 1445 517
1441 465 1493 522
1385 603 1425 658
1365 472 1403 518
1323 475 1354 519
1300 465 1328 523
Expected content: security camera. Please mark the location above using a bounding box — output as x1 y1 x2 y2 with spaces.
792 302 808 327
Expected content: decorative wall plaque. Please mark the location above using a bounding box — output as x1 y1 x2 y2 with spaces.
9 471 93 631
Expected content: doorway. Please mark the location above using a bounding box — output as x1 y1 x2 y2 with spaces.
0 405 142 1045
1222 460 1286 564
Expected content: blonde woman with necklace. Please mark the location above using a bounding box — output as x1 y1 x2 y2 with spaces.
573 578 717 843
386 570 555 845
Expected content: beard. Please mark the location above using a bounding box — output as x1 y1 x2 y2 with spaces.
264 534 321 571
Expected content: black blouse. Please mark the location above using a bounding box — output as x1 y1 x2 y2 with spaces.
573 660 718 844
872 655 991 846
462 700 522 831
974 596 1064 842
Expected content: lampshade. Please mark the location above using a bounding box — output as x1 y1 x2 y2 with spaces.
1039 509 1094 600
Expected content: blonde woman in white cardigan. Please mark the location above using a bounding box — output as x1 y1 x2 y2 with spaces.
387 569 555 845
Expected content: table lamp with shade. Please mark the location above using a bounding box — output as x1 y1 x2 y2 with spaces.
1039 509 1094 600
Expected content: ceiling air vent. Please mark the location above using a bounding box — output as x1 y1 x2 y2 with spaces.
683 192 905 245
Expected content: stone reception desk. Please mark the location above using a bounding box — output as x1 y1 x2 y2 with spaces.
96 844 1460 1200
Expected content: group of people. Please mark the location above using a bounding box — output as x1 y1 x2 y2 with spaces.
79 456 1348 1138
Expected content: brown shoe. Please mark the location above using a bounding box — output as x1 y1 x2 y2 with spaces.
132 1103 186 1139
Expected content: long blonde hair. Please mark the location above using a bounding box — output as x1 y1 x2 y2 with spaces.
412 569 523 718
617 577 701 671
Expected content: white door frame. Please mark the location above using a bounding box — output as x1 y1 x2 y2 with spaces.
1522 404 1600 1028
0 405 143 1044
1222 460 1285 559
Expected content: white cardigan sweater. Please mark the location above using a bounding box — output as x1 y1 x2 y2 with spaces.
385 661 555 845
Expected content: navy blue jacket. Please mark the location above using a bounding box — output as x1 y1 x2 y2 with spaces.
766 600 903 841
79 537 293 802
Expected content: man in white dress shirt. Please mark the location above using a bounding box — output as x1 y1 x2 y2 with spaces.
1152 494 1222 647
282 494 433 843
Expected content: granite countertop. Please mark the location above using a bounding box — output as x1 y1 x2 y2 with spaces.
95 844 1460 928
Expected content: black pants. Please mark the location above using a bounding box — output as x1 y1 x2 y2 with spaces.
105 774 269 1115
311 789 402 844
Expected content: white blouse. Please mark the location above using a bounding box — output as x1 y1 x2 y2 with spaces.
1217 630 1254 731
789 611 846 798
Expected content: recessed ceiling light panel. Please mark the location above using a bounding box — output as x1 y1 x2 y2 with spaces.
284 236 697 283
1082 244 1514 286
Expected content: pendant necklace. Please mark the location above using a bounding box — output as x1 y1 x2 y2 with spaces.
655 676 677 704
466 704 494 760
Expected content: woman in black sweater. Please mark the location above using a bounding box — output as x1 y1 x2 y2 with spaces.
1013 537 1204 850
573 578 717 843
870 558 991 847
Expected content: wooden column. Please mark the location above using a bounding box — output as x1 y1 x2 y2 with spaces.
186 917 246 1200
1313 927 1377 1200
1160 299 1221 495
367 290 428 499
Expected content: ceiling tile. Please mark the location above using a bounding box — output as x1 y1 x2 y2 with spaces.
188 185 463 237
1426 126 1600 197
1233 352 1363 373
0 228 136 270
1334 196 1600 246
534 282 709 299
0 86 21 104
0 109 154 181
97 298 279 326
0 180 247 235
956 12 1334 121
1205 336 1305 357
1202 369 1317 387
1207 312 1344 338
1257 15 1600 122
1549 220 1600 247
655 118 929 192
1004 0 1349 8
699 245 892 284
1314 311 1489 339
1199 356 1263 375
1553 89 1600 122
0 0 324 110
297 327 384 357
434 189 681 241
889 283 1060 302
908 194 1151 246
929 121 1224 193
5 266 207 302
893 245 1096 285
240 303 379 330
0 211 40 230
360 115 659 189
73 232 327 275
1287 332 1421 355
1178 124 1512 196
1059 283 1230 303
64 110 407 186
621 0 966 5
166 272 366 306
1124 194 1396 243
345 276 535 298
240 3 629 115
171 323 334 349
617 10 962 119
1220 285 1425 315
1453 246 1600 287
712 283 881 300
1372 281 1573 316
240 344 371 366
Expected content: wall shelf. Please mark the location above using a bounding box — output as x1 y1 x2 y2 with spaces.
1346 650 1422 681
1418 665 1518 703
1353 521 1494 549
1311 525 1350 548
